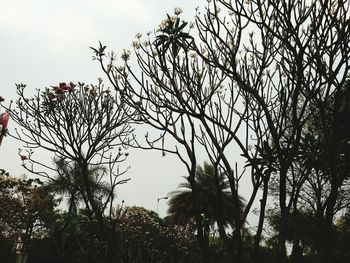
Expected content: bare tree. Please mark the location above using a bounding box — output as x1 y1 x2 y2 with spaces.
92 0 350 261
192 1 350 262
94 34 215 260
94 10 269 262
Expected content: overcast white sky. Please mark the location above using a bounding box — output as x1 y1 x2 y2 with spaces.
0 0 208 217
0 1 259 224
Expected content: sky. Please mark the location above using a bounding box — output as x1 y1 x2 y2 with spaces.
0 0 259 223
0 0 206 217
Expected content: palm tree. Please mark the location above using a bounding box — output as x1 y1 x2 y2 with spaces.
167 162 244 238
46 158 111 214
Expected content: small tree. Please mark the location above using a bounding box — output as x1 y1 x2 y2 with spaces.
2 81 133 262
46 158 112 215
118 206 201 262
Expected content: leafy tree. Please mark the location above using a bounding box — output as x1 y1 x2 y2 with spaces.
168 162 244 229
0 170 56 261
311 77 350 262
118 206 200 262
41 210 106 263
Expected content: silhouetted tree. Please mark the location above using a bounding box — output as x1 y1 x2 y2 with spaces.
92 0 350 261
3 82 133 262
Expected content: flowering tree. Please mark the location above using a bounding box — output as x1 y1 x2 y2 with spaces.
94 7 268 262
2 81 133 262
93 18 217 260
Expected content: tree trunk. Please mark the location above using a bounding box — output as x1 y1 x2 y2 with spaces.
291 239 303 263
80 161 120 263
213 166 234 262
187 169 212 263
194 213 211 263
231 189 244 262
277 166 288 263
253 175 269 262
228 177 244 262
319 180 340 263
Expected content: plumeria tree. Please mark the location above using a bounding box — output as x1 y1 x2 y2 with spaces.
2 81 133 262
94 1 350 262
192 2 350 262
93 17 217 260
93 9 267 262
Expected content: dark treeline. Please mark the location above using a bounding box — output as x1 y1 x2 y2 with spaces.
1 0 350 262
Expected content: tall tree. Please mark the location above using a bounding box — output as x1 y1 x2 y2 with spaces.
192 1 350 262
266 76 350 262
93 1 350 261
95 11 267 262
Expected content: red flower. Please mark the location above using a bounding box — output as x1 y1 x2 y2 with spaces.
52 86 64 94
20 155 28 161
0 112 10 145
68 82 76 92
59 82 68 90
90 89 97 97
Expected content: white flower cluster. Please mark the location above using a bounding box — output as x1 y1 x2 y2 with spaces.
159 16 177 31
132 40 141 49
174 7 183 16
121 49 131 61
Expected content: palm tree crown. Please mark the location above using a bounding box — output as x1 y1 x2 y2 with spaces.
167 162 244 229
46 158 111 214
